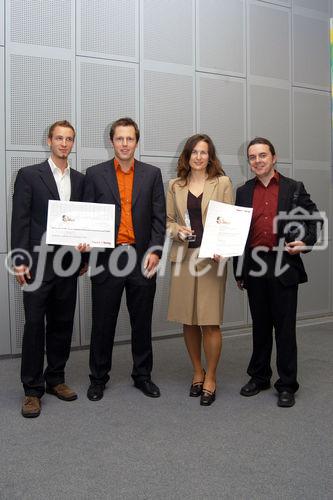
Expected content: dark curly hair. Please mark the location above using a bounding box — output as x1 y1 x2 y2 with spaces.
176 134 225 186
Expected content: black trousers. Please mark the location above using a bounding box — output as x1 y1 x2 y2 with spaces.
246 252 299 393
89 251 156 385
21 276 78 397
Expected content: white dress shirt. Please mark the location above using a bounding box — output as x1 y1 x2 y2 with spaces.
48 158 71 201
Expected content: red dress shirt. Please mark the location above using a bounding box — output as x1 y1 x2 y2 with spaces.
249 171 280 249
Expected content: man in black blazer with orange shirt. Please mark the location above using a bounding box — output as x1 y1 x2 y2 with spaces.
83 117 166 401
234 137 321 408
11 120 85 418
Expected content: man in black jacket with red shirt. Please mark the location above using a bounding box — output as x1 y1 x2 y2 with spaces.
234 137 322 407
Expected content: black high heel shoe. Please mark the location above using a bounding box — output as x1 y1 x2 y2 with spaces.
200 388 216 406
189 369 206 397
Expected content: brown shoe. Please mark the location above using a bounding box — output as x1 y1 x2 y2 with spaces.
21 396 41 418
46 383 78 401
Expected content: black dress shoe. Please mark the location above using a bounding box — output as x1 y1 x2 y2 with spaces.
200 388 216 406
134 380 160 398
277 391 295 408
189 369 206 397
240 380 270 397
87 383 105 401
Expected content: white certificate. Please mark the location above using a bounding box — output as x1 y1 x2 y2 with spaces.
199 201 253 258
46 200 115 248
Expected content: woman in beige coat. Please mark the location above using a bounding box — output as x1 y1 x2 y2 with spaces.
167 134 234 406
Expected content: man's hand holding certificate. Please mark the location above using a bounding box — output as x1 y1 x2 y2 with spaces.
199 200 253 258
46 200 115 248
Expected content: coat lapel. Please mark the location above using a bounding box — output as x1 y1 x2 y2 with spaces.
102 160 121 205
38 161 59 199
201 178 217 221
69 169 79 201
132 160 144 207
277 174 292 213
175 182 189 224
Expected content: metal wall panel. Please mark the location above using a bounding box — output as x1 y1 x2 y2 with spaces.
196 0 245 77
142 0 194 66
248 82 292 163
77 0 138 62
293 12 330 90
197 73 247 163
293 88 331 168
0 47 5 252
77 58 139 151
293 0 330 14
6 48 75 151
248 1 291 81
141 66 195 156
0 0 4 46
8 0 74 49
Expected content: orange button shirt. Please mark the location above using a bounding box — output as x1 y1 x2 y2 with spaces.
114 159 136 245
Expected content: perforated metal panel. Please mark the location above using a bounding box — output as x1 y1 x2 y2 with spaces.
249 1 290 81
0 254 11 354
78 0 138 61
140 156 179 194
78 59 138 149
293 0 330 14
7 52 74 149
0 0 4 46
0 48 5 252
298 245 331 316
293 14 330 90
293 88 331 166
197 74 246 162
197 0 245 76
8 0 73 49
248 83 291 163
142 0 194 65
142 69 194 156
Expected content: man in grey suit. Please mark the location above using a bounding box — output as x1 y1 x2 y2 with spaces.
83 117 166 401
11 120 86 418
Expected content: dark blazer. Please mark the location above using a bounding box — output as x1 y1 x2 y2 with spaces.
83 158 166 283
11 160 85 280
233 174 321 287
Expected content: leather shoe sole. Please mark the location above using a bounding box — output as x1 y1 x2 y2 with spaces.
277 391 295 408
240 380 270 397
134 380 160 398
87 384 105 401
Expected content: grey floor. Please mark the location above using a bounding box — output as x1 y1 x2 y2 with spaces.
0 321 332 500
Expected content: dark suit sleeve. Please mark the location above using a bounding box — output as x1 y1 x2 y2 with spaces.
296 182 323 249
82 168 96 202
149 169 166 255
11 169 32 266
233 187 244 281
